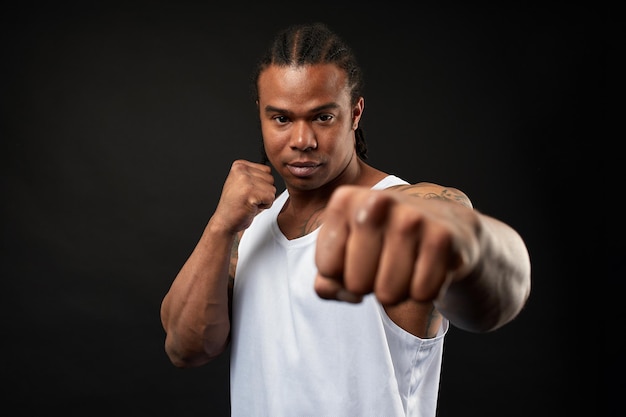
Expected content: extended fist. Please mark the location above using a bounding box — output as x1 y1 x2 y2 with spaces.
313 184 480 306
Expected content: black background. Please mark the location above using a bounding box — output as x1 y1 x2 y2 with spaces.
1 2 607 416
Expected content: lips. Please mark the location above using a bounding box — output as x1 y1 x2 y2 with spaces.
286 161 320 177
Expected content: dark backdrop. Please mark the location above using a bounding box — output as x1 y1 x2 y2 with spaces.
1 3 605 416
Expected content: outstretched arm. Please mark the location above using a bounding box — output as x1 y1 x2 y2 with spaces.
314 183 531 333
160 160 276 367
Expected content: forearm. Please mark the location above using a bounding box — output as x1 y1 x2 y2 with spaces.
160 219 235 367
435 214 531 333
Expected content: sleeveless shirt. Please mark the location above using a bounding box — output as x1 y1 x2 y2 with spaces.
231 175 449 417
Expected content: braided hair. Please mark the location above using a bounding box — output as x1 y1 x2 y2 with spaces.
253 22 368 161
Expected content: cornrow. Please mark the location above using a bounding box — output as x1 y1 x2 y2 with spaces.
253 22 368 160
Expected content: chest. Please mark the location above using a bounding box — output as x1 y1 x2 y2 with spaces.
277 207 325 240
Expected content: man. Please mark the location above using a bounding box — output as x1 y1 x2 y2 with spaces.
160 22 531 416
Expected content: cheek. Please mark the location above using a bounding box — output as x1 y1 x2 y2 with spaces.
261 126 287 155
325 127 355 155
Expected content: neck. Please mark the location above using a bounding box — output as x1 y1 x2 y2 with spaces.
277 159 387 239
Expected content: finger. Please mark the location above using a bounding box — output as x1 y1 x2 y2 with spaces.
374 209 421 305
313 274 363 303
234 162 276 210
342 217 383 295
315 214 349 280
411 225 454 302
342 191 393 295
249 188 276 210
241 182 275 212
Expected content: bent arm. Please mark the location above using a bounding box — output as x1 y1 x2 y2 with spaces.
160 221 238 367
161 160 276 367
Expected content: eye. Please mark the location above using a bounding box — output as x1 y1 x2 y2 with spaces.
273 115 289 124
317 114 333 122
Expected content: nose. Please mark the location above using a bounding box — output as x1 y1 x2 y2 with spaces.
290 121 317 151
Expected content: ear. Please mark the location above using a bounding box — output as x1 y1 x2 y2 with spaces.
352 97 364 130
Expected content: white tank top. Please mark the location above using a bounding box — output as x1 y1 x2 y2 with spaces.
231 175 448 417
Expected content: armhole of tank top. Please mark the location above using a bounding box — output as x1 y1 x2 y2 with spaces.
372 175 410 191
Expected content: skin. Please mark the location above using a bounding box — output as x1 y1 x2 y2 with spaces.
160 63 532 368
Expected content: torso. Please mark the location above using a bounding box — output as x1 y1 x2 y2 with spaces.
231 174 449 415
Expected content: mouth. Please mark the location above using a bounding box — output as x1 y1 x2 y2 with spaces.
286 161 321 177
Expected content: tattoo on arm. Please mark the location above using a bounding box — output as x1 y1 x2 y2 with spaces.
422 189 470 206
396 184 472 208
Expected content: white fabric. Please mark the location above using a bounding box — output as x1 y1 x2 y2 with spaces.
231 175 448 417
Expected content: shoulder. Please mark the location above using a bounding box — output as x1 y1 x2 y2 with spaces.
387 181 473 209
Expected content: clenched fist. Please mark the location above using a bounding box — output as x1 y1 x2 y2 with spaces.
213 160 277 234
313 184 480 306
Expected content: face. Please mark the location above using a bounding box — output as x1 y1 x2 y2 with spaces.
257 64 363 192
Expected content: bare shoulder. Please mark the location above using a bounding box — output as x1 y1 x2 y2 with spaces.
388 181 473 209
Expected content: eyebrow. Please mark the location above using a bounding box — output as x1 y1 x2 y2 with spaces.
263 102 340 115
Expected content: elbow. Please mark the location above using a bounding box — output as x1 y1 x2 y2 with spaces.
165 347 212 369
499 261 532 329
477 264 532 333
473 229 533 332
164 333 229 368
160 300 231 368
163 323 231 368
492 244 532 330
437 262 532 334
164 339 206 369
